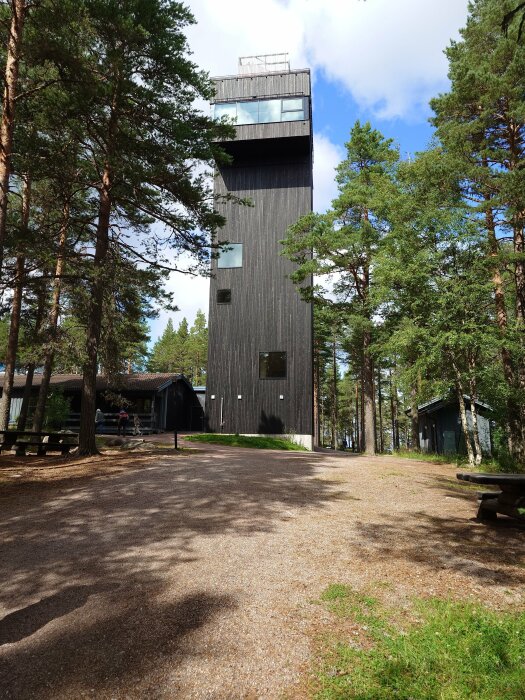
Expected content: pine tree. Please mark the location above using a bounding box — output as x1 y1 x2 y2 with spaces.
282 121 399 455
69 0 233 454
431 0 525 463
375 149 499 466
186 310 208 385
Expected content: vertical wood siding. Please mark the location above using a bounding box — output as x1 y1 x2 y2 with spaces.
213 70 310 102
207 69 313 436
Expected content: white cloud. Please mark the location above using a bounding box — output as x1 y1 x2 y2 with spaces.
300 0 469 119
187 0 469 119
186 0 307 79
313 133 344 212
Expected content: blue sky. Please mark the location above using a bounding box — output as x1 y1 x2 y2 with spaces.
149 0 470 342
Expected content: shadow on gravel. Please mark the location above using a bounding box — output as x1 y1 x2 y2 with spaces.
353 511 525 586
0 584 108 645
0 591 235 700
0 449 337 604
0 447 336 696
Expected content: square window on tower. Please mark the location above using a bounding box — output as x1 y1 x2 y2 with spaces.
217 289 231 304
218 243 243 268
259 352 287 379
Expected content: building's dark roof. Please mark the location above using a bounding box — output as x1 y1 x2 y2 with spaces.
417 395 492 414
2 373 185 392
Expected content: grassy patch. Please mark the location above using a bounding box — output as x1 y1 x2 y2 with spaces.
184 433 307 451
391 450 515 473
314 585 525 699
392 449 458 465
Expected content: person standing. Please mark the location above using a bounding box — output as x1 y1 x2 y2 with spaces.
95 408 105 434
118 408 129 436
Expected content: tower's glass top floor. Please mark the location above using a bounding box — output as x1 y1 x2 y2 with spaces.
214 96 307 125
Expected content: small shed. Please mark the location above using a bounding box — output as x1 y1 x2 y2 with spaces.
1 373 204 433
416 396 492 456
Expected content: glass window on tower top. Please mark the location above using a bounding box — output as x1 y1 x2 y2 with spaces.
213 97 307 126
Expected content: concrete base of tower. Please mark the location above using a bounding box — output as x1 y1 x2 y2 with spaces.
243 433 313 451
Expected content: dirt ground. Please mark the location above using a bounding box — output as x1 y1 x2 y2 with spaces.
0 443 523 699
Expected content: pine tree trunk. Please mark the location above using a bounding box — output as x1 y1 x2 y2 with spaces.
78 171 112 455
389 369 399 451
331 336 337 449
457 388 475 467
410 383 419 450
362 329 375 455
0 254 25 430
377 365 383 453
320 387 325 447
348 382 355 450
485 202 521 458
33 201 70 432
17 363 34 430
372 367 378 452
468 394 483 465
0 0 26 274
502 129 525 463
355 381 360 453
360 367 365 452
313 336 320 447
17 281 46 430
450 356 475 466
513 218 525 326
513 216 525 463
0 174 30 430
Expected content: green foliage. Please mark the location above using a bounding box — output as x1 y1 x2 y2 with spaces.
148 311 208 384
282 3 525 467
315 586 525 700
186 310 208 385
429 0 525 462
282 122 400 454
185 434 307 451
44 389 71 430
0 0 240 451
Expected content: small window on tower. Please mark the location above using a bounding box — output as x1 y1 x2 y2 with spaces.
218 242 243 268
259 352 287 379
281 97 305 121
217 289 231 304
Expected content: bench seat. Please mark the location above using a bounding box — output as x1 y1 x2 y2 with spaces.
13 441 77 456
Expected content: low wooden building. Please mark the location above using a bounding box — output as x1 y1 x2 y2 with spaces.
1 373 204 433
417 396 492 456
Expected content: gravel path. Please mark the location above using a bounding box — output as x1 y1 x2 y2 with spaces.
1 445 524 699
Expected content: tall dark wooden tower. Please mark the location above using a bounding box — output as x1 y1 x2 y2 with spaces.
206 54 313 449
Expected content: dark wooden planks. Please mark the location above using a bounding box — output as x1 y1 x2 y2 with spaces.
207 158 313 435
213 70 310 103
207 69 313 437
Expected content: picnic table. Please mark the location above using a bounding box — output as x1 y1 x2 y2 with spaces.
0 430 79 456
457 472 525 522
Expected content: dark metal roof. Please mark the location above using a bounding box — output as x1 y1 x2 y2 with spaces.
1 373 186 393
417 395 492 414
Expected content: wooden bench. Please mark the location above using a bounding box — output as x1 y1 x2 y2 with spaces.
0 430 79 456
457 472 525 522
